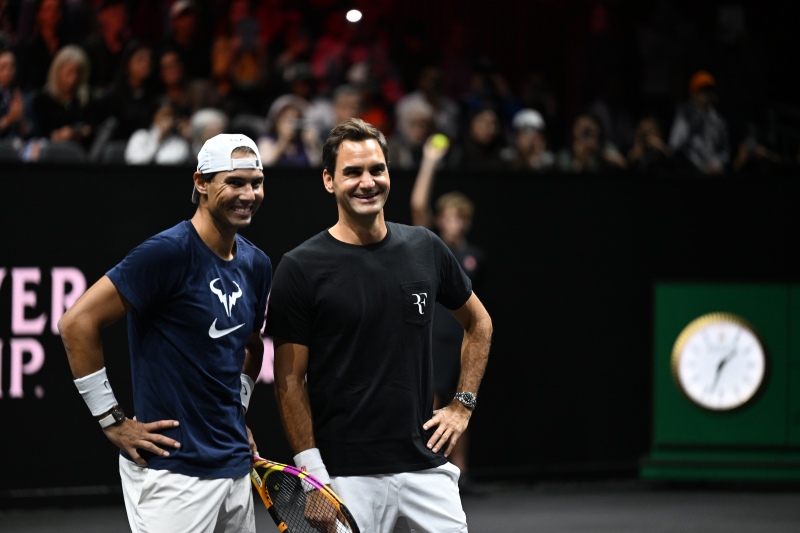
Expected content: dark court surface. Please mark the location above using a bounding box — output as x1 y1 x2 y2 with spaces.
2 479 800 533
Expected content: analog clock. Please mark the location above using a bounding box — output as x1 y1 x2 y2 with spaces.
671 312 767 411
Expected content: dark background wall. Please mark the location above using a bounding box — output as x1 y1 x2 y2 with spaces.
2 161 800 500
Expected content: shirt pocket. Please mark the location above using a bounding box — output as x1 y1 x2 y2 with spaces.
401 280 433 326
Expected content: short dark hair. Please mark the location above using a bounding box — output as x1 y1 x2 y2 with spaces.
322 118 389 175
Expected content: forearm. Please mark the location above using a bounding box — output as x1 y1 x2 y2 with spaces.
453 295 493 395
242 332 265 382
274 376 316 453
410 156 437 227
60 317 107 379
456 320 492 395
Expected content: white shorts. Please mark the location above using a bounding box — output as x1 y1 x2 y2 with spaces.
119 455 255 533
331 462 468 533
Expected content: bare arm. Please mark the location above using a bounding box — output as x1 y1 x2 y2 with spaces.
451 292 493 397
57 275 181 465
243 330 264 384
410 135 450 228
242 330 265 453
273 338 315 454
423 292 492 457
58 275 130 378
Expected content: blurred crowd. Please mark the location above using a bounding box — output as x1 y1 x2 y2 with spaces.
1 0 798 176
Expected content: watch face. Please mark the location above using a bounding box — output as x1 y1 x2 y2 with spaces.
671 312 766 411
456 392 476 408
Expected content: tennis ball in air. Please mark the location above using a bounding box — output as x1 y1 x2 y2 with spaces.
431 134 449 149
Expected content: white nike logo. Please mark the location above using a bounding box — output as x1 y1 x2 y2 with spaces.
208 319 245 339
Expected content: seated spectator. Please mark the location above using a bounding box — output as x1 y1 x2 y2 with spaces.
460 55 521 132
448 104 507 170
25 44 98 160
257 94 321 166
208 0 269 118
731 120 784 176
1 46 27 146
189 106 228 156
154 46 217 131
501 108 555 171
626 113 675 175
95 39 159 144
556 112 626 173
395 64 461 141
668 70 730 175
155 48 196 125
82 0 129 98
389 96 436 170
313 82 362 142
276 61 333 141
13 0 66 96
124 98 191 165
157 0 212 82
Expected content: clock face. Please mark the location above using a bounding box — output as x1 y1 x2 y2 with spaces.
671 312 766 411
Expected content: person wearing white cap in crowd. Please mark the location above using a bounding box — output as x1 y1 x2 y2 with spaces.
58 133 271 533
501 108 555 171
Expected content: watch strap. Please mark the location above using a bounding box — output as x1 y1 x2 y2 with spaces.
98 406 126 428
454 391 477 410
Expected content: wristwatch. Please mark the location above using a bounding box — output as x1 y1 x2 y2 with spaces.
454 391 477 410
98 406 127 428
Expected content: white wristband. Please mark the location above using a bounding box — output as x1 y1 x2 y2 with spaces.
240 373 254 412
293 448 332 485
74 367 118 416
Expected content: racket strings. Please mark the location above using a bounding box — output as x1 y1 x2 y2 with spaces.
264 470 350 533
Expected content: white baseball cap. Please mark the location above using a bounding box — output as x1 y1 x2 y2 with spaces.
192 133 263 203
512 108 546 131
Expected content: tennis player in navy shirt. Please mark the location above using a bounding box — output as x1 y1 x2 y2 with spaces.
59 133 271 532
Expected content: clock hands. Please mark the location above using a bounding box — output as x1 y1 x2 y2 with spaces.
710 347 737 392
709 329 741 393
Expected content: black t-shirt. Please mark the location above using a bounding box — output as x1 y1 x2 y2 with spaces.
269 222 472 476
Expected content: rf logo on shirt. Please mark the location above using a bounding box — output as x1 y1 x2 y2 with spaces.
412 293 427 314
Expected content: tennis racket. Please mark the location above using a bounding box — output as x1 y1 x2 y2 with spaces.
250 454 360 533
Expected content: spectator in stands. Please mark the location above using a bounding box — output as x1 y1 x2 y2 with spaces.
347 62 391 136
188 106 228 156
313 82 362 142
556 112 626 173
517 69 562 153
277 61 332 142
82 0 129 98
13 0 67 95
389 97 436 170
395 64 461 141
25 44 97 160
460 55 521 133
0 45 27 145
155 47 215 126
124 97 191 165
626 113 675 175
208 0 269 118
257 93 321 167
731 119 784 176
448 104 507 170
668 70 730 175
95 39 159 144
501 108 555 171
157 0 212 82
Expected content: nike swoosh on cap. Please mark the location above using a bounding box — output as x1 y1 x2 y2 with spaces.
209 319 246 339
